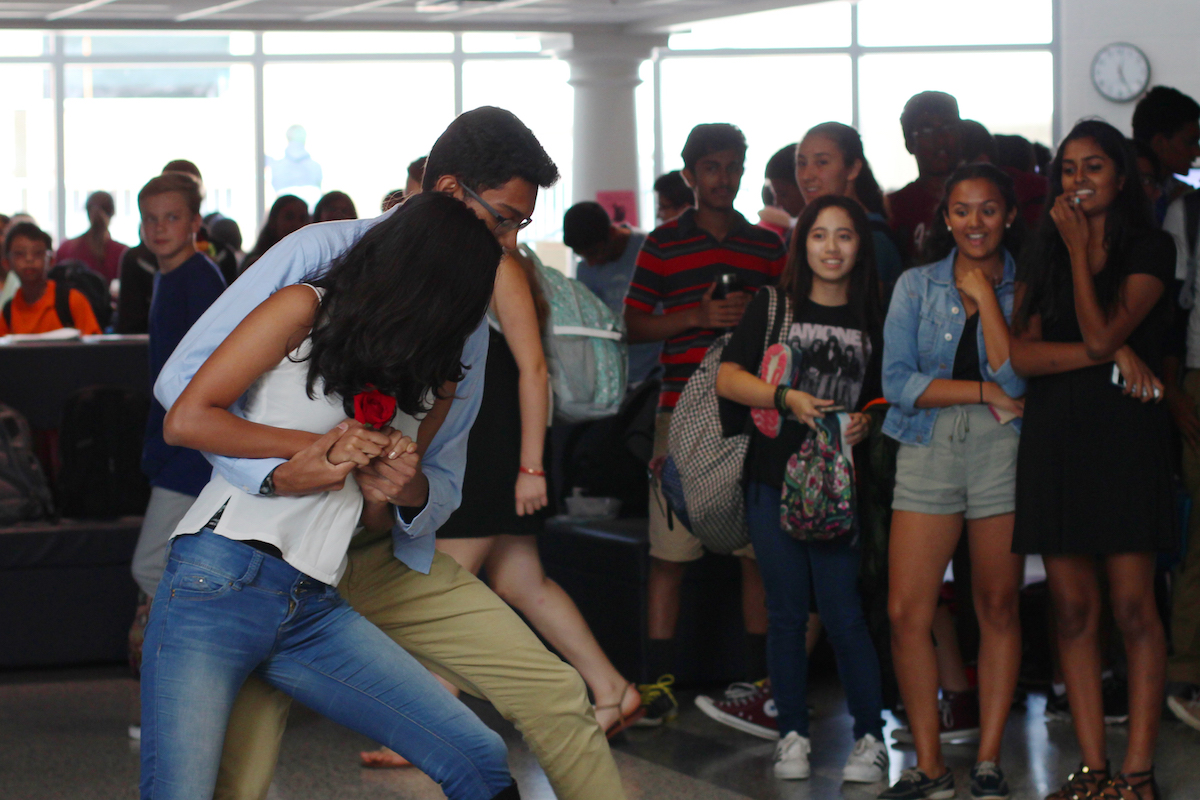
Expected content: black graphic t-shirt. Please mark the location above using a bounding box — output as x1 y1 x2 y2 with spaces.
722 290 881 489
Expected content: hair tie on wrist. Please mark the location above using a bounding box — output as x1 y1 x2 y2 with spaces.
519 466 545 477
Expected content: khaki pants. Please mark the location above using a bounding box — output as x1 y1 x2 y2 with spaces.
213 535 626 800
1171 370 1200 685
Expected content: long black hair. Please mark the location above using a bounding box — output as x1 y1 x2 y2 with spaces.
799 122 887 216
923 162 1025 264
303 192 503 416
246 195 309 266
1015 119 1156 330
782 194 884 347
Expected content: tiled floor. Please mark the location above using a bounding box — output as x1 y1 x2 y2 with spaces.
2 666 1198 799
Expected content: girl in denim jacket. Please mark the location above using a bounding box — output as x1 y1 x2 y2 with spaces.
879 164 1026 800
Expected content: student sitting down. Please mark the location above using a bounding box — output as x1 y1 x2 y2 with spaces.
0 222 101 336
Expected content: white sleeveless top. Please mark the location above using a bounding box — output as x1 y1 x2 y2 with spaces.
173 287 419 586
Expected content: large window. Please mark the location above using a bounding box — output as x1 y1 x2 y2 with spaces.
0 1 1057 247
652 0 1057 200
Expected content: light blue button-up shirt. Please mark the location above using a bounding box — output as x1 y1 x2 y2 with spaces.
154 208 488 574
882 248 1025 445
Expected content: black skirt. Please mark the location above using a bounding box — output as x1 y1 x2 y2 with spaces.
1013 363 1175 555
438 328 547 538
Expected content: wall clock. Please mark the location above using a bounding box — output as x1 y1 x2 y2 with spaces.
1091 42 1150 103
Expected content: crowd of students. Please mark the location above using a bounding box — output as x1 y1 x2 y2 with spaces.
4 81 1200 800
557 86 1199 800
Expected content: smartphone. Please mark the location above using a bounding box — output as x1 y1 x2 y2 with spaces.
711 272 746 300
1111 364 1162 398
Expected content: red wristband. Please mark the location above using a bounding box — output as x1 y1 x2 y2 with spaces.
518 466 545 477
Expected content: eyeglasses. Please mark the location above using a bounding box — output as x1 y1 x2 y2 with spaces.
458 182 533 235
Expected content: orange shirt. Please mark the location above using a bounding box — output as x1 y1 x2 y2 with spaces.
0 280 102 336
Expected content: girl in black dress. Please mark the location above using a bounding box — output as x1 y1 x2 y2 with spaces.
1012 120 1173 800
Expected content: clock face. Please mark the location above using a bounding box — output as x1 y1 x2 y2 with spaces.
1091 43 1150 103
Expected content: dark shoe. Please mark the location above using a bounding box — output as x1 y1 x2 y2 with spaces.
1098 768 1160 800
971 761 1010 800
1045 690 1071 722
490 783 521 800
1102 676 1129 724
879 768 955 800
892 688 980 743
635 674 679 727
695 678 779 740
1045 763 1109 800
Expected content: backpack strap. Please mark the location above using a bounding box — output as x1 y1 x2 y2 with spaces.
54 280 75 329
2 299 10 329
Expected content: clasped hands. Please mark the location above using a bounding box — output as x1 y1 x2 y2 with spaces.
271 419 428 508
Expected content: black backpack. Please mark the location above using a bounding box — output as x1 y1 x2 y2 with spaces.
51 260 112 329
0 403 56 524
57 385 150 519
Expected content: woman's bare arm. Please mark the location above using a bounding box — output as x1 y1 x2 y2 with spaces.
164 285 337 458
494 253 549 516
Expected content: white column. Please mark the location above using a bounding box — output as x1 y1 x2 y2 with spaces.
557 33 667 220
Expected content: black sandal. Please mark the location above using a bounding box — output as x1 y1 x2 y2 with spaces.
1046 763 1110 800
1099 768 1159 800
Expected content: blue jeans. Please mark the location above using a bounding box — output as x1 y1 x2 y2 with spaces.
140 530 514 800
746 482 884 740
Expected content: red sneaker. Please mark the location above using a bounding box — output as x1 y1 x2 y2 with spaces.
695 679 780 740
752 344 797 439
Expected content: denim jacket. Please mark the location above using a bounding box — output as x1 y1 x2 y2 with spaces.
882 249 1026 445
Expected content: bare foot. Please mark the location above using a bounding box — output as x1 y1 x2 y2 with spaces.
593 682 643 733
360 747 412 768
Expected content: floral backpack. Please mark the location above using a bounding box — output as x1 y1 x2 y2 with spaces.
780 414 856 542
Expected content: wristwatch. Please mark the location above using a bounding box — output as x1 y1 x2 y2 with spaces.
259 466 279 497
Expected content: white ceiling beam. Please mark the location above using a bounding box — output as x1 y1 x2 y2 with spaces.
175 0 264 21
430 0 548 22
302 0 410 23
626 0 825 34
45 0 122 21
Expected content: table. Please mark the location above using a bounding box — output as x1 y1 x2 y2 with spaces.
0 335 149 429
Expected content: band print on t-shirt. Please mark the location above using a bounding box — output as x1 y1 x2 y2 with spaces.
786 321 870 409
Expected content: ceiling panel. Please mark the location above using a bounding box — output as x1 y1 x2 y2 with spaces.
0 0 814 33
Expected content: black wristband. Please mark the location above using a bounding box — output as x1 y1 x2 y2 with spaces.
259 466 279 497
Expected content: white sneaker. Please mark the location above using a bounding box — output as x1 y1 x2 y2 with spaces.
842 733 888 783
773 731 811 780
1168 691 1200 732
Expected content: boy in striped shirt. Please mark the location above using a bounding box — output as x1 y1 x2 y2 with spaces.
624 123 786 724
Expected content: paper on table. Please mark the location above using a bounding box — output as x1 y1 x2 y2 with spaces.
2 328 81 343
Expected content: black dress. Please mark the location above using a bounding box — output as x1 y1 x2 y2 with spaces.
1013 230 1176 555
438 327 548 538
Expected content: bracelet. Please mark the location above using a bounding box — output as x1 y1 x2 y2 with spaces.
774 384 790 414
518 466 546 477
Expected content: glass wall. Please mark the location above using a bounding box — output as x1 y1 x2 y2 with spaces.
0 0 1056 248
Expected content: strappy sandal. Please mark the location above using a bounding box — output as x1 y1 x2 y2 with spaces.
1098 769 1160 800
1046 763 1110 800
594 682 645 739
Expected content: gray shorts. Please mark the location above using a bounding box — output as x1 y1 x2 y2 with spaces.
892 404 1019 520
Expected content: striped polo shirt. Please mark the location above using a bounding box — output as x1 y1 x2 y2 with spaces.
625 208 786 411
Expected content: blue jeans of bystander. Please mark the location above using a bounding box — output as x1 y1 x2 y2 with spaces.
746 481 884 740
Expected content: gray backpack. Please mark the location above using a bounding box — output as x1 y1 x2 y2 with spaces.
0 404 56 524
666 288 789 554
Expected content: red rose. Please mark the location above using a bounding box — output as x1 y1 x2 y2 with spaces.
353 387 396 429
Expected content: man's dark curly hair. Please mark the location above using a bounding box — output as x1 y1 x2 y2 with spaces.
422 106 559 193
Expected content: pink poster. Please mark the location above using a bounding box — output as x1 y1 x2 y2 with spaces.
595 190 639 229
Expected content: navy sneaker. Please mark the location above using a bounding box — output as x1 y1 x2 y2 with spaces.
879 768 955 800
970 761 1010 800
635 675 679 727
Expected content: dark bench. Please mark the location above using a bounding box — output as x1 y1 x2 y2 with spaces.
0 517 141 668
539 516 746 687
